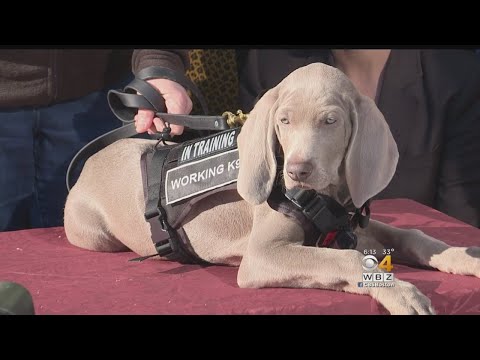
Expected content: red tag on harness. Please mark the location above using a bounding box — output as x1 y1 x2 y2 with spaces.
321 231 338 247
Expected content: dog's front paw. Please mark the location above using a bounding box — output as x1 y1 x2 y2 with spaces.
464 247 480 278
430 246 480 278
372 280 436 315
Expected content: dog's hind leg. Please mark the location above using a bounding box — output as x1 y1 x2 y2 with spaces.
64 185 128 252
64 138 160 255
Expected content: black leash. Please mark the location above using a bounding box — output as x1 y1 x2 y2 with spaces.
66 66 231 192
107 66 230 131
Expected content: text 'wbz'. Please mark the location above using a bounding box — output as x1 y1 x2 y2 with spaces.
359 272 395 287
170 159 240 190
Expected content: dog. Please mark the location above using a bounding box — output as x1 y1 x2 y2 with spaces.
64 63 480 315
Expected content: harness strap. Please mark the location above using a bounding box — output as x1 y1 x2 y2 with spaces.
280 187 371 250
137 147 191 262
351 200 371 229
284 188 351 234
138 142 227 264
144 148 171 222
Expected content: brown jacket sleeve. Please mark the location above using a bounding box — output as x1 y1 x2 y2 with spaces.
131 49 190 75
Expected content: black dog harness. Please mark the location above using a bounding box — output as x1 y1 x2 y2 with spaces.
139 128 241 264
66 66 371 264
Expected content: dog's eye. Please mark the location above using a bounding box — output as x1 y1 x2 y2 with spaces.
326 117 336 125
280 118 290 124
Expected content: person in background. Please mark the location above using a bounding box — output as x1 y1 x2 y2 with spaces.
0 49 188 232
132 49 480 228
0 50 127 231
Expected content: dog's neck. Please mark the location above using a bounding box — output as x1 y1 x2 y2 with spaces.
331 50 391 100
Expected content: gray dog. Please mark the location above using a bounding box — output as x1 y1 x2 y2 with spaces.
64 63 480 315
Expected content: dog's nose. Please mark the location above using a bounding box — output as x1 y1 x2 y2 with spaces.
286 161 313 182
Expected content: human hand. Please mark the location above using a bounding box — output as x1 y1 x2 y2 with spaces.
134 78 193 135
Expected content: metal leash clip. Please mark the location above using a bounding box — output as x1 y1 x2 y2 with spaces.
223 110 248 128
151 123 173 145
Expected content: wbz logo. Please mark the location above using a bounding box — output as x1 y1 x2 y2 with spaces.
362 272 395 282
359 254 395 287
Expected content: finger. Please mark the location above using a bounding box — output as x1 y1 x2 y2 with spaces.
135 109 155 133
169 124 185 136
152 117 166 132
162 99 186 136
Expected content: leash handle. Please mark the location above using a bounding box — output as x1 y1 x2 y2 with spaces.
67 66 242 192
137 66 209 115
108 66 209 124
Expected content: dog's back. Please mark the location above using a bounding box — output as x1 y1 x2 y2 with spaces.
64 138 252 265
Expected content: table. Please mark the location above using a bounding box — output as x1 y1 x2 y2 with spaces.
1 199 479 314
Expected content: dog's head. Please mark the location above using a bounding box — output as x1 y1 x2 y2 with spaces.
237 63 398 208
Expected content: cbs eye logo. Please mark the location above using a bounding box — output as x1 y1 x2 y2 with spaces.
362 255 393 272
362 255 378 271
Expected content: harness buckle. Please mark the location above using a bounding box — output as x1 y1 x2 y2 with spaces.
154 206 170 232
159 217 169 231
352 200 371 229
155 239 174 257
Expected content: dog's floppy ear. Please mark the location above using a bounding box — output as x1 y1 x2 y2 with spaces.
237 88 279 205
345 94 399 208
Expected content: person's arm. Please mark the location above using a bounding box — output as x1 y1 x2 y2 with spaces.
434 51 480 227
132 49 189 74
132 49 192 135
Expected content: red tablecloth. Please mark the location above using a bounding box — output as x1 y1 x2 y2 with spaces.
1 199 479 315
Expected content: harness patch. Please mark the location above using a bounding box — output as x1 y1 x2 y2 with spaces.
178 128 239 164
165 149 240 205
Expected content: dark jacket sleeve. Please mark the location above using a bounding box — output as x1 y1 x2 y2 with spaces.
131 49 190 75
433 51 480 227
